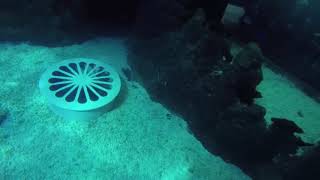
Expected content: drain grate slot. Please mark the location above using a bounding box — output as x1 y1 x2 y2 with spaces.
56 86 73 97
66 86 78 102
91 85 108 97
78 87 87 104
49 83 72 91
59 66 74 75
52 71 71 77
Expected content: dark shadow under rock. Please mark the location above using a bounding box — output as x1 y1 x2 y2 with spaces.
283 144 320 180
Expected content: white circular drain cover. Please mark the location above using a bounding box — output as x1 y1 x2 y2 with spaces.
39 58 121 120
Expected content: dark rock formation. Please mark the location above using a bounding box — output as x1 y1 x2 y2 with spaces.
133 0 230 37
266 118 312 160
270 118 304 134
128 5 312 179
127 7 266 170
232 42 264 104
214 106 312 160
284 144 320 180
214 105 312 179
214 103 268 163
230 0 320 92
127 9 244 137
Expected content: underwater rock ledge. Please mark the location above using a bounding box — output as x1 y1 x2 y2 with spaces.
127 8 312 180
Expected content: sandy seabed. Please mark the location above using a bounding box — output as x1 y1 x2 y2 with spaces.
256 67 320 144
0 39 250 179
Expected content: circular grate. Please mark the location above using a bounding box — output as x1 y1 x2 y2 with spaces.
39 58 121 111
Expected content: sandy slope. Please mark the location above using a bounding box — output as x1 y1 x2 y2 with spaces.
0 39 250 179
256 66 320 144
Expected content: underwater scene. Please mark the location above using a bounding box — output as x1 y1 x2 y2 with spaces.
0 0 320 179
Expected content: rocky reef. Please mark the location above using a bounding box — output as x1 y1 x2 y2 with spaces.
127 7 312 178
